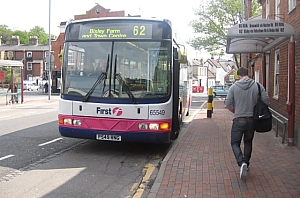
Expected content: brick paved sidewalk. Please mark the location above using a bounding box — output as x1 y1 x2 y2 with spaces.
151 100 300 198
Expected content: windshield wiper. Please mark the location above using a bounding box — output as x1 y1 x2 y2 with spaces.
82 54 110 102
82 72 107 102
115 73 138 104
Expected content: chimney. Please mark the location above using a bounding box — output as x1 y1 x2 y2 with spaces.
29 36 38 45
59 21 67 34
11 36 20 45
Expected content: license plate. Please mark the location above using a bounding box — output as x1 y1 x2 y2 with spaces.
96 134 121 141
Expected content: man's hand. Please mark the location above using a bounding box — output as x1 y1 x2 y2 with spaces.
226 106 235 113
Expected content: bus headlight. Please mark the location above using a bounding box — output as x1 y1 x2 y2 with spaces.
73 119 82 126
149 123 159 130
138 123 148 130
148 123 170 130
63 118 72 125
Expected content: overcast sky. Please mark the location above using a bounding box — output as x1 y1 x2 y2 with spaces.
0 0 210 58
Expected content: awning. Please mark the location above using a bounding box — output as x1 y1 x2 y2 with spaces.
226 19 295 54
0 60 23 67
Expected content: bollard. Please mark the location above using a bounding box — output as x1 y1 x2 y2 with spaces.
207 88 213 118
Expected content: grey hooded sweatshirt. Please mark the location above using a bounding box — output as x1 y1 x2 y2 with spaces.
225 78 270 118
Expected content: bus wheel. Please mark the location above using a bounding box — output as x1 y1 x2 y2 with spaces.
173 103 183 140
171 115 181 140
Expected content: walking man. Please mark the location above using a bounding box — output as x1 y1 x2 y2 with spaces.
225 67 269 180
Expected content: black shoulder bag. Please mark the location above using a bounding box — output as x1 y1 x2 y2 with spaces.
253 83 272 132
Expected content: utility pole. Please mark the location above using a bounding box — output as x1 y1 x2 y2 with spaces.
48 0 51 100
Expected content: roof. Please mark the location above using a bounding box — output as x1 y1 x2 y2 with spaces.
0 60 23 67
0 44 49 51
226 19 295 54
207 70 215 78
190 59 202 66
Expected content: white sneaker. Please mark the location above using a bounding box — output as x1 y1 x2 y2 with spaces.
240 163 248 180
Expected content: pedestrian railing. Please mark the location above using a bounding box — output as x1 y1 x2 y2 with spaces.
5 92 21 105
269 108 288 144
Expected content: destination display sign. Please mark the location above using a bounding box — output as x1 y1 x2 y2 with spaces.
238 21 285 34
79 23 153 39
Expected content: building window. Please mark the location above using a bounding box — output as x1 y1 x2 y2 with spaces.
289 0 296 12
27 62 33 70
199 67 206 76
275 0 280 21
229 75 234 81
274 50 280 98
255 70 260 83
27 51 32 57
68 51 75 65
80 53 85 65
7 51 13 60
45 62 50 71
265 54 270 92
265 0 270 19
27 74 32 81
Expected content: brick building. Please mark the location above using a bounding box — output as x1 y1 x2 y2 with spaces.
258 0 299 148
227 0 299 148
52 4 125 72
0 4 125 91
0 36 48 83
74 4 124 20
49 4 125 92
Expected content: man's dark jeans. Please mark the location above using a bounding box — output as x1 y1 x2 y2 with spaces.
231 118 255 167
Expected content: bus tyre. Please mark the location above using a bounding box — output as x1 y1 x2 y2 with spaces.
172 104 183 140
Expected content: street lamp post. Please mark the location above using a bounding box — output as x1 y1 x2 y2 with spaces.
48 0 51 100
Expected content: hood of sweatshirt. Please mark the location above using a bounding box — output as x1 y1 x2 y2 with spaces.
235 77 255 90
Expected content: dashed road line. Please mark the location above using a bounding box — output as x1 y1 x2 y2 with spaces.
38 138 63 146
0 154 15 161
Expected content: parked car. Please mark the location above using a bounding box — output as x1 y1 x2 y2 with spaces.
27 83 39 91
23 81 36 90
210 85 230 97
23 82 29 90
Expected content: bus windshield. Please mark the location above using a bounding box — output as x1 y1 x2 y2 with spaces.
62 40 171 100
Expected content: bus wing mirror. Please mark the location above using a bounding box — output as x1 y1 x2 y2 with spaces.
178 50 187 64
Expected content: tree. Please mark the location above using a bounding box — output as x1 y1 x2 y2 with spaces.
28 26 48 44
189 0 261 57
0 25 13 44
13 30 29 44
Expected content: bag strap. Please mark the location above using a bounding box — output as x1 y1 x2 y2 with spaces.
256 82 261 98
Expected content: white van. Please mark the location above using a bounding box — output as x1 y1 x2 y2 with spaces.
23 81 38 91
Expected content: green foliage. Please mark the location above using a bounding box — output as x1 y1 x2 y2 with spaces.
5 69 11 84
28 26 48 44
189 0 261 57
252 0 262 16
13 30 29 44
0 25 49 44
0 25 13 44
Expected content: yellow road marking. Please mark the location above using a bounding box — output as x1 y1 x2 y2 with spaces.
129 163 156 198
